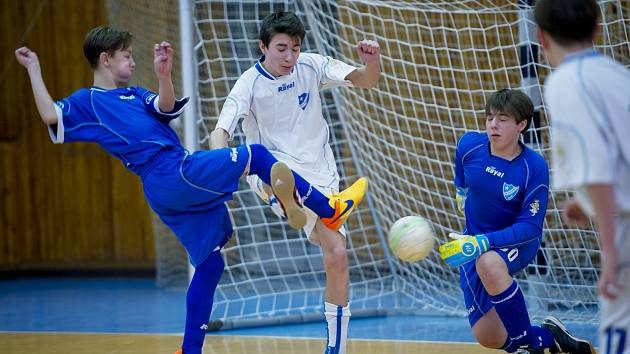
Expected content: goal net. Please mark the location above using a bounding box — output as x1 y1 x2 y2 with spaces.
110 0 630 326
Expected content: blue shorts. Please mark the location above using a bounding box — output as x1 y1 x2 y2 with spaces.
141 145 250 266
460 238 541 326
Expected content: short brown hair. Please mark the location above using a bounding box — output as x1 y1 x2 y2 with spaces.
485 89 534 133
259 11 306 48
83 26 133 69
535 0 598 46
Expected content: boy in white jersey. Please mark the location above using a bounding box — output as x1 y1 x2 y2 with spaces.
536 0 630 353
211 11 380 354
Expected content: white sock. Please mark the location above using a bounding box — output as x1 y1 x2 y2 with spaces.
324 302 351 354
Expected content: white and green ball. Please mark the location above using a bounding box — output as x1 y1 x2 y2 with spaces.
388 215 435 262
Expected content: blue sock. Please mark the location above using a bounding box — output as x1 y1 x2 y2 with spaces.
182 251 224 354
248 144 334 217
531 325 556 349
492 280 533 351
502 326 555 352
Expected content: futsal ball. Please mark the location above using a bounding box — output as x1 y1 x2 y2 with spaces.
388 215 435 262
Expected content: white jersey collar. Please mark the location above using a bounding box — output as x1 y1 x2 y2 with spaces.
255 56 295 82
563 47 599 65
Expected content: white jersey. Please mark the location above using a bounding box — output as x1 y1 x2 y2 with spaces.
216 52 357 187
545 48 630 215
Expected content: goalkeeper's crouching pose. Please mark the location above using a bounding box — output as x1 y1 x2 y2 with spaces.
439 89 594 354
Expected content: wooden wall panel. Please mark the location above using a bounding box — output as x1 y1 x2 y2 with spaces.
0 0 155 271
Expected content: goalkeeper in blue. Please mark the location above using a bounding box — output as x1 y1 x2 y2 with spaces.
439 89 594 354
15 26 366 354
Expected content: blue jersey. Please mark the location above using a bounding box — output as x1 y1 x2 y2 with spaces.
49 86 188 175
455 132 550 326
48 86 251 266
454 132 549 248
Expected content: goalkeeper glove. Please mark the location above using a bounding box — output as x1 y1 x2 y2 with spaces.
439 233 490 267
455 187 467 216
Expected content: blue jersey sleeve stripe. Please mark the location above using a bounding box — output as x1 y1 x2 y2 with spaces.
491 230 541 249
461 143 484 164
523 158 530 188
523 184 549 202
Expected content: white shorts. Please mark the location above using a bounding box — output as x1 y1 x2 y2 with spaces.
246 175 347 245
598 214 630 354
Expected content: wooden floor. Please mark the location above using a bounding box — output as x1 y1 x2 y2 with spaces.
1 333 498 354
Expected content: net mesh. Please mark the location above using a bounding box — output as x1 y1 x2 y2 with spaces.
108 0 630 324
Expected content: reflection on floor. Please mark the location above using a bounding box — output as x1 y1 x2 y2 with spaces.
0 278 599 353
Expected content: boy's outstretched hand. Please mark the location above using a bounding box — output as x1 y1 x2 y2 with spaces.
15 47 40 71
154 41 173 79
356 40 380 65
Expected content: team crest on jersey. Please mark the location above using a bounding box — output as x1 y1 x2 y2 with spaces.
298 92 310 110
230 148 238 162
502 183 519 201
529 199 540 216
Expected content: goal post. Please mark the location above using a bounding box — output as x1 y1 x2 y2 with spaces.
108 0 630 327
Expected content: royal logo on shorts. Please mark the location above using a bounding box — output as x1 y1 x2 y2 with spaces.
467 305 475 315
230 148 238 162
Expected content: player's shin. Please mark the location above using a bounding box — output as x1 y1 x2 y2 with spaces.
182 250 224 354
492 280 540 351
324 302 351 354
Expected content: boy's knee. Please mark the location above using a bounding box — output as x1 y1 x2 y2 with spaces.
476 251 505 278
324 244 348 273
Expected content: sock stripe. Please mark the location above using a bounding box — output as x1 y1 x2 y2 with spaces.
334 305 342 351
491 282 519 305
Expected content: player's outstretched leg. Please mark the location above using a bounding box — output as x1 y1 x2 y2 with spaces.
248 144 367 231
320 177 368 231
541 316 595 354
270 162 307 229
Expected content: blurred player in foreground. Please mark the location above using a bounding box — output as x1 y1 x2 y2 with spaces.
536 0 630 353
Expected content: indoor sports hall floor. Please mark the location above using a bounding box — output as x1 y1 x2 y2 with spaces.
0 278 599 353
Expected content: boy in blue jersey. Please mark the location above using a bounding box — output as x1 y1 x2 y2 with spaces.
15 26 366 354
439 89 594 354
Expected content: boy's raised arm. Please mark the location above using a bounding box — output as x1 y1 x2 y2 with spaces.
15 47 58 125
345 39 381 89
154 41 176 112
